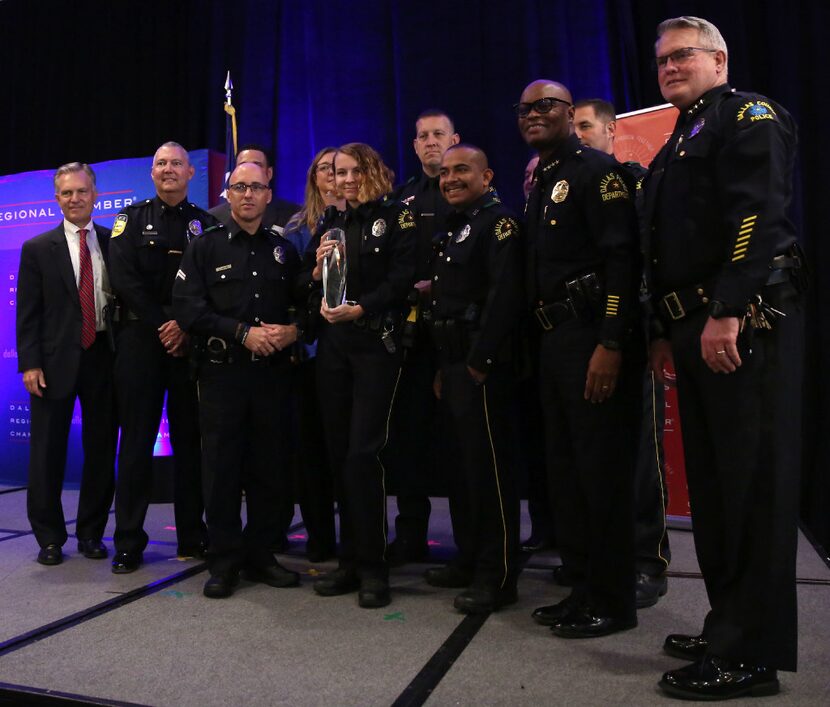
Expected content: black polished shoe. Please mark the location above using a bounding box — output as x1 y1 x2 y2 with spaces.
77 539 107 559
423 564 473 588
203 571 240 599
636 572 668 609
520 533 553 553
111 551 142 574
552 564 575 587
358 578 391 608
388 538 429 567
176 541 207 559
551 610 637 638
37 544 63 566
313 567 361 596
531 595 583 626
453 584 517 614
664 632 709 660
245 562 300 588
659 655 779 700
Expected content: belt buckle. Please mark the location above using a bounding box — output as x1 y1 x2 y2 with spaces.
662 292 685 320
534 306 553 331
206 336 228 364
251 351 261 362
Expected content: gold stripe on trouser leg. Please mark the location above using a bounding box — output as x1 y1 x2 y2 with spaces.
376 366 403 563
481 382 509 588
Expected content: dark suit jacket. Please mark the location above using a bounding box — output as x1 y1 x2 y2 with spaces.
16 222 112 399
208 196 300 231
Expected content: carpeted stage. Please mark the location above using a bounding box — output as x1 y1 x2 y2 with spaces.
0 485 828 706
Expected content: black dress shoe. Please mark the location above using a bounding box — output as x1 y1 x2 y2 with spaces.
664 632 708 660
636 572 668 608
423 564 473 588
358 578 391 608
551 610 637 638
245 562 300 588
176 541 207 559
520 533 553 553
203 572 240 599
77 539 107 559
111 551 142 574
552 564 575 587
531 595 583 626
37 544 62 566
659 655 779 700
453 584 517 614
388 538 429 567
313 567 361 596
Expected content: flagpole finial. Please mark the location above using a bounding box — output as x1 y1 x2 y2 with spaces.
224 71 233 105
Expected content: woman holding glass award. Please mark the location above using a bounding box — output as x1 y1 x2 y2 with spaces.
299 142 417 608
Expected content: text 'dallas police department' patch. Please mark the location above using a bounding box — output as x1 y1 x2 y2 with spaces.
551 180 569 203
737 101 778 126
111 214 128 238
494 217 518 241
397 209 416 230
599 173 630 202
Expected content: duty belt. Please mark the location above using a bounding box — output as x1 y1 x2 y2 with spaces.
656 253 799 322
205 336 270 364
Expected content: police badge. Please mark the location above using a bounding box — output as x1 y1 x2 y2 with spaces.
454 224 471 243
551 180 569 203
372 218 387 237
273 245 285 264
188 219 203 238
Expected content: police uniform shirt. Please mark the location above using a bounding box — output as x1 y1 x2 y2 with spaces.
431 194 523 372
299 197 417 316
642 84 798 308
397 172 454 280
525 133 640 343
173 221 300 341
108 196 220 328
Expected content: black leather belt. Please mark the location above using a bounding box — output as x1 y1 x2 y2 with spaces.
657 254 798 322
533 298 577 332
206 336 270 364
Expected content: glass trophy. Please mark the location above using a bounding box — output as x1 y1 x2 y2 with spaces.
322 228 347 309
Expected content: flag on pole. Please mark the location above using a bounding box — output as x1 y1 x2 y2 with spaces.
220 71 238 201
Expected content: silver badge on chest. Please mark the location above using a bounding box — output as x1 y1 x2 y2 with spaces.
372 218 387 237
454 224 471 243
273 245 285 264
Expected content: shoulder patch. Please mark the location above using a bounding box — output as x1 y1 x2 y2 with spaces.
736 100 778 126
599 172 630 202
111 214 128 238
398 208 416 230
494 217 518 241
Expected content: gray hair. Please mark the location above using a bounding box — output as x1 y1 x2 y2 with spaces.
53 162 96 193
656 16 728 72
154 141 190 164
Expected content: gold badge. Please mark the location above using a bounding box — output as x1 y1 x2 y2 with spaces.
599 172 630 202
111 214 128 238
494 217 517 241
397 209 415 230
551 180 569 203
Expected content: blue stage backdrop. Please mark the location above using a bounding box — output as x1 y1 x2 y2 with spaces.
0 150 211 486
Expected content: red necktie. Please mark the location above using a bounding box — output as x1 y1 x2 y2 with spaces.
78 228 96 349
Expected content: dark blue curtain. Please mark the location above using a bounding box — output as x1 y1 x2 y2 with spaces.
1 0 827 550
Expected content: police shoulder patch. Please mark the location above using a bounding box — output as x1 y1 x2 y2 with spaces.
111 214 128 238
398 208 416 230
599 172 630 202
494 217 518 241
736 100 778 127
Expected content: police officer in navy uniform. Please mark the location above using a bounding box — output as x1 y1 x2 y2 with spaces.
173 161 301 598
108 141 219 573
518 80 644 638
574 97 671 608
301 143 416 608
641 17 803 701
425 144 523 613
385 109 460 566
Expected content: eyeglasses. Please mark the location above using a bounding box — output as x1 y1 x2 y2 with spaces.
228 182 269 194
513 97 572 118
316 162 333 173
654 46 718 70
